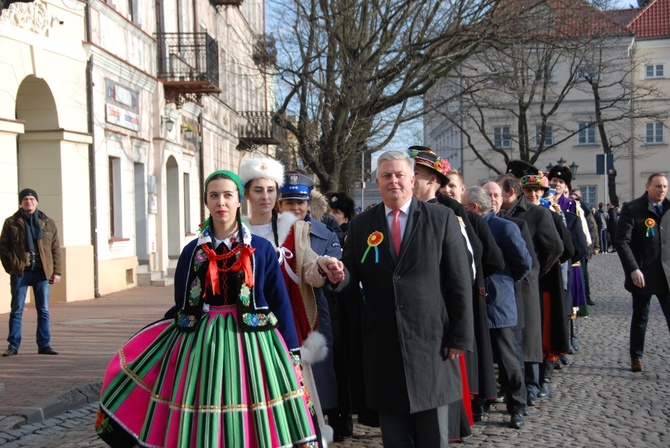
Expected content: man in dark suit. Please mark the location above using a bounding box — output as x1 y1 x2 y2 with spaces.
615 172 670 373
335 150 474 447
463 186 532 429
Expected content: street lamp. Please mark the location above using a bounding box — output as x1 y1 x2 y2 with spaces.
569 161 579 179
161 116 175 132
545 162 553 172
556 157 567 165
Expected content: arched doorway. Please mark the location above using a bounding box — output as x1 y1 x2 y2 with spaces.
16 76 60 201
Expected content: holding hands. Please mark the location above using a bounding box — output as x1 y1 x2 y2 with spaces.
317 256 345 284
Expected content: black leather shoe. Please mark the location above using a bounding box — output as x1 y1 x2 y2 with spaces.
38 346 58 355
538 383 551 398
2 347 18 357
527 393 539 406
509 412 525 429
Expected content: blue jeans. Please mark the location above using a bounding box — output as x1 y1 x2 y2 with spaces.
599 229 608 253
630 293 670 359
7 270 51 350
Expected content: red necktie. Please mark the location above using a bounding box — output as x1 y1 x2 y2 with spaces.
391 209 401 256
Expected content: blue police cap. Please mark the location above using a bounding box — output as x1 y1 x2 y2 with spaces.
279 171 315 201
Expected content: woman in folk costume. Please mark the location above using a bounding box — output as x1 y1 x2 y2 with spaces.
95 170 320 448
239 157 342 443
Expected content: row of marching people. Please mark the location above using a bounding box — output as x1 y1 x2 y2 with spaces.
424 151 594 440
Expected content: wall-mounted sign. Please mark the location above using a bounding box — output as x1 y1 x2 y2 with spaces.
148 193 157 214
105 79 140 131
106 103 140 132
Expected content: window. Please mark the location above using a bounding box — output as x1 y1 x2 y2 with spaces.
646 122 664 144
581 186 597 208
577 65 598 82
494 126 511 149
109 157 123 238
183 173 191 233
578 123 596 145
535 125 553 147
645 64 664 78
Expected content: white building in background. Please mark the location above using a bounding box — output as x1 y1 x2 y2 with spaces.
0 0 279 312
424 0 670 207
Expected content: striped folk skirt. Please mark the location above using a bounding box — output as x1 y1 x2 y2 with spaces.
95 306 318 447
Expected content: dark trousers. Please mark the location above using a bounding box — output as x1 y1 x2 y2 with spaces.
630 293 670 359
490 327 526 413
599 229 608 253
378 405 449 448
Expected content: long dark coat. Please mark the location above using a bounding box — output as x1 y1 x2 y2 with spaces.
503 196 564 357
505 216 542 363
615 192 670 295
437 194 502 398
337 199 474 413
540 209 575 354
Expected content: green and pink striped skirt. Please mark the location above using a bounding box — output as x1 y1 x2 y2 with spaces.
95 305 318 447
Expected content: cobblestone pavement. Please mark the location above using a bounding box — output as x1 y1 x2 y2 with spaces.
2 253 670 447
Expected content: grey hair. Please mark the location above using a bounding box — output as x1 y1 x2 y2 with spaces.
376 150 415 179
464 186 492 212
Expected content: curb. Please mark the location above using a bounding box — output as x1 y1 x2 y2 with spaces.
0 381 101 432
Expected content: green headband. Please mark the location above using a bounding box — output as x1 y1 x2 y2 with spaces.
204 170 244 202
200 170 244 234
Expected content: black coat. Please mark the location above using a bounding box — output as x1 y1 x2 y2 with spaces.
503 195 563 277
437 195 503 396
615 192 670 296
336 199 474 413
505 216 543 363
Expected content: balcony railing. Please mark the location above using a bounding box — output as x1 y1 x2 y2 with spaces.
210 0 244 6
237 111 283 149
156 32 220 106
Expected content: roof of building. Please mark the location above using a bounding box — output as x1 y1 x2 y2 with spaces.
626 0 670 38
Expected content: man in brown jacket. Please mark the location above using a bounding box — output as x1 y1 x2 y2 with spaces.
0 188 61 356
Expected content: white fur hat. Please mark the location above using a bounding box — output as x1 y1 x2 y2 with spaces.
239 157 285 188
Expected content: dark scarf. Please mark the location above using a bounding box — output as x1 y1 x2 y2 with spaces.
20 210 43 253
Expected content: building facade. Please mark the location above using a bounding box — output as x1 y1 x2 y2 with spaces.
424 0 670 207
0 0 277 313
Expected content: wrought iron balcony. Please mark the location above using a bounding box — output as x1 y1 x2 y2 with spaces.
237 111 283 150
156 32 220 106
210 0 243 6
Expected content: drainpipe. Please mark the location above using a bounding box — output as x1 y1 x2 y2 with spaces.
85 1 100 297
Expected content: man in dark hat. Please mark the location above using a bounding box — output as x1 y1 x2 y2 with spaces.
0 188 61 356
548 165 576 214
327 192 356 236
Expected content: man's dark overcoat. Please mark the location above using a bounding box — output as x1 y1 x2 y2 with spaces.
615 192 670 295
505 216 542 363
337 199 474 414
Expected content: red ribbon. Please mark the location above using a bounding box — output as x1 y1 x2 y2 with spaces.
202 244 256 297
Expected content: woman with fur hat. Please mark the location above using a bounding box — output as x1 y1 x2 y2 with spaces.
240 158 344 444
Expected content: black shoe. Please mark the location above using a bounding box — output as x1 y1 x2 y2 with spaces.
538 383 551 398
509 412 525 429
527 393 539 406
38 346 58 355
2 347 18 357
587 299 596 306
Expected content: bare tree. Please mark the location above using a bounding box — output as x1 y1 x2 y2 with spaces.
426 0 627 175
575 38 668 206
268 0 507 193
